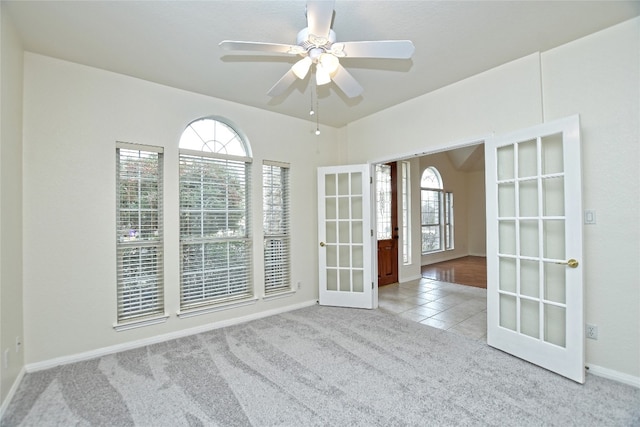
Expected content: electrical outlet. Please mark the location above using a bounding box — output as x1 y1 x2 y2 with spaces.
3 349 9 368
586 323 598 340
297 281 302 290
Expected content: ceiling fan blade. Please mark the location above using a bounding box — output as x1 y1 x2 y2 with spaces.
267 69 298 97
340 40 415 59
306 0 335 38
219 40 302 55
331 64 363 98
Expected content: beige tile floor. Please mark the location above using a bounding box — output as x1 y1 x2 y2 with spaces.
378 277 487 340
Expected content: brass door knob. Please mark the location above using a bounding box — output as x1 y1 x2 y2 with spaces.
320 242 326 247
555 258 579 268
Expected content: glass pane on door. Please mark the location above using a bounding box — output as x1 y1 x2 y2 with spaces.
521 299 540 339
542 177 565 216
319 164 373 310
499 257 517 293
541 133 564 175
544 304 566 347
544 262 566 304
375 164 392 239
518 139 538 178
487 115 583 383
497 134 569 345
324 171 365 294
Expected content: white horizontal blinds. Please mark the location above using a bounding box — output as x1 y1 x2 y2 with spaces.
178 117 252 310
116 146 164 323
263 161 291 294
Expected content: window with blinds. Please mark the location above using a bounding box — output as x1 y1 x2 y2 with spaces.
178 117 252 311
420 166 454 254
116 143 164 324
263 161 291 294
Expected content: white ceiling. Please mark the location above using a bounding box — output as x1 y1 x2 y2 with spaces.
5 1 639 128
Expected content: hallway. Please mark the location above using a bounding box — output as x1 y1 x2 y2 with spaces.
378 278 487 340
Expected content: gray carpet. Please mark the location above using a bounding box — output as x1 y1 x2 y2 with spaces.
2 305 639 426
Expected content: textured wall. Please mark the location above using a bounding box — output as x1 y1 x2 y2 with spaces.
345 20 640 379
21 53 340 365
541 18 640 378
0 4 25 405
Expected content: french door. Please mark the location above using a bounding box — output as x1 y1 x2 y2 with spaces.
485 115 585 383
317 165 374 308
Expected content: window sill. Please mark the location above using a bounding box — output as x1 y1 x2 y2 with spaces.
263 289 296 301
177 297 258 319
113 314 169 332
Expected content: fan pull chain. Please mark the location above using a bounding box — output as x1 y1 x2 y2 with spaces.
309 87 315 116
312 80 320 135
315 97 320 135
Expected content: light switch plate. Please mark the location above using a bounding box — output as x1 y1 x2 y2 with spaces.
584 209 596 224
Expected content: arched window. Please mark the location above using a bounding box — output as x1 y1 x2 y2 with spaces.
178 117 252 313
420 167 454 253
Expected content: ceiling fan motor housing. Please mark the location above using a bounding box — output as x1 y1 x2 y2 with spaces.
297 28 337 52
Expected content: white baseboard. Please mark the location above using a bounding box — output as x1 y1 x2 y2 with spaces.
26 300 317 373
399 274 423 283
0 367 26 420
587 363 640 388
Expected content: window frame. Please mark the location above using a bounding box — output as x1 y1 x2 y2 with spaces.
177 117 254 317
420 166 454 254
114 142 168 331
262 160 292 296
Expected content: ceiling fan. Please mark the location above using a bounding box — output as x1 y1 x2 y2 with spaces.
219 0 415 99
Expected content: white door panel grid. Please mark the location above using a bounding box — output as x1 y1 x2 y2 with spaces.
485 115 584 383
318 165 374 309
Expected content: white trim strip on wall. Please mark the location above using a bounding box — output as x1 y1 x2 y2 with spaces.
116 141 164 153
586 363 640 389
0 367 26 419
263 159 290 169
25 300 317 373
176 297 258 319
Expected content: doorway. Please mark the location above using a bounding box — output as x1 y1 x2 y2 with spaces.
375 163 399 286
418 143 486 287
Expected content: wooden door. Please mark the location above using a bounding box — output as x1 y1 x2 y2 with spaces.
376 163 398 286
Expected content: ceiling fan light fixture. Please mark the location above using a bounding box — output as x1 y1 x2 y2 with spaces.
315 63 332 85
318 53 339 74
220 1 415 100
292 56 313 79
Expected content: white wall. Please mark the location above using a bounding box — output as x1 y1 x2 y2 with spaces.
346 53 543 165
397 157 422 282
0 4 25 405
21 53 341 365
541 18 640 379
347 53 542 282
345 20 639 379
466 169 486 257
